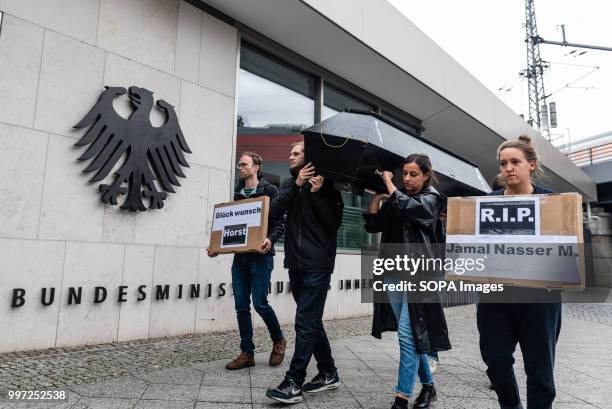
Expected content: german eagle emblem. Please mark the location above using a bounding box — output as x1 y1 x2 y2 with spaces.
74 86 191 211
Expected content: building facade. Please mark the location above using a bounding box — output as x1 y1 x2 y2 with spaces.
0 0 595 353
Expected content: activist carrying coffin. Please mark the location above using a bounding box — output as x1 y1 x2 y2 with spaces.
445 193 585 290
209 196 269 254
303 110 490 196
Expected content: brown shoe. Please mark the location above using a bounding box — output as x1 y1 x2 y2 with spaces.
225 352 255 370
269 337 287 366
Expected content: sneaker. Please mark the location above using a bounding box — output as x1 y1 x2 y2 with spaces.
427 356 438 374
269 336 287 366
302 371 340 393
266 377 304 404
225 352 255 370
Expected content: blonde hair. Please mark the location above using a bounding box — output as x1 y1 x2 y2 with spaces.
291 141 304 150
497 134 543 179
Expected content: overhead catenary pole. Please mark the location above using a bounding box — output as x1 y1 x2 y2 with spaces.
521 0 548 134
521 2 612 137
533 35 612 53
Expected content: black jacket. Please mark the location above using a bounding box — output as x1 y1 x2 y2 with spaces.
365 186 452 354
270 173 344 272
488 184 553 196
234 177 284 256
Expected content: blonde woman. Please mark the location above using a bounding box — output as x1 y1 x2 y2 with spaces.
478 135 562 409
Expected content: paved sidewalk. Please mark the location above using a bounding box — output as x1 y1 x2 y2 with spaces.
1 304 611 408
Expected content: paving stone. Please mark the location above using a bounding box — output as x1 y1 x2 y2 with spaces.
201 371 250 387
0 316 371 390
248 387 273 405
253 403 307 409
198 403 253 409
134 367 204 385
342 376 389 394
305 395 359 409
69 376 148 399
140 383 199 401
135 400 195 409
197 385 251 404
303 388 356 405
71 397 138 409
352 391 396 409
249 373 284 389
0 305 609 408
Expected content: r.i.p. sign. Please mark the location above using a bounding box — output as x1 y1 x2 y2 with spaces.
477 197 540 235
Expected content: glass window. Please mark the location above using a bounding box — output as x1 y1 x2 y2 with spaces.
322 84 375 120
237 42 315 188
381 109 422 136
338 191 376 249
236 43 379 251
322 84 377 249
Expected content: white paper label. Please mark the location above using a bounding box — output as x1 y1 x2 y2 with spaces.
212 201 263 231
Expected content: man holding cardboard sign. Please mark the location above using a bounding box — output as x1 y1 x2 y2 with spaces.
208 152 287 370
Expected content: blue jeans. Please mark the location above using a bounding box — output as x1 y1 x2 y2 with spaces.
232 253 283 355
286 270 336 385
391 300 433 397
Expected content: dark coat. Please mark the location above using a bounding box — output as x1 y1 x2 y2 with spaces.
234 177 284 256
365 186 452 354
488 184 553 196
270 173 343 272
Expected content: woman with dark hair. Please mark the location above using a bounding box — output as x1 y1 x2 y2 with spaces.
364 154 451 409
491 173 506 191
478 135 562 409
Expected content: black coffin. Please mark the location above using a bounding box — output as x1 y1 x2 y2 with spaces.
303 110 490 196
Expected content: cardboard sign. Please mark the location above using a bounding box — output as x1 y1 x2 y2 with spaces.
445 193 585 290
209 196 269 254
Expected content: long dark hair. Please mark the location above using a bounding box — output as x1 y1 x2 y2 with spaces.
403 154 438 189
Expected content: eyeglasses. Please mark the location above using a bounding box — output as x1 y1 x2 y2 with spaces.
236 163 252 169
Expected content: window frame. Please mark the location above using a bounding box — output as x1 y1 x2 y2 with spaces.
239 29 422 134
236 30 422 253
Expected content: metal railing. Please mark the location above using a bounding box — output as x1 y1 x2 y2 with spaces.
567 143 612 167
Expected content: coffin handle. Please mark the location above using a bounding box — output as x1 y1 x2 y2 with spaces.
319 133 353 148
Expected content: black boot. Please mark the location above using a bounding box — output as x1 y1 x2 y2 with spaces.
413 383 437 408
391 395 409 409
